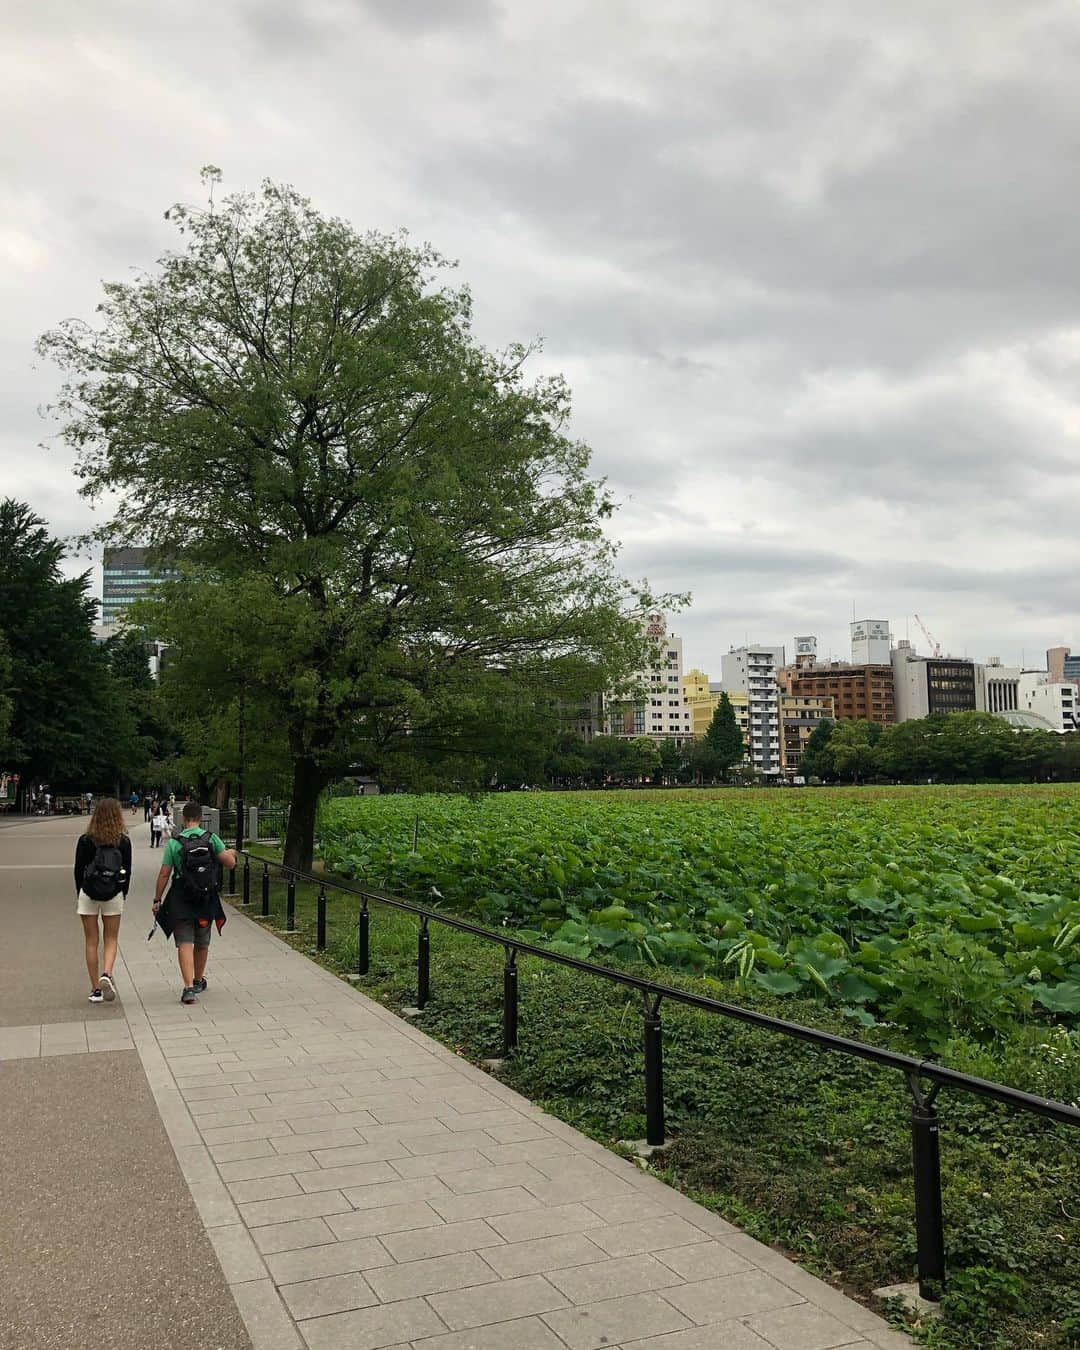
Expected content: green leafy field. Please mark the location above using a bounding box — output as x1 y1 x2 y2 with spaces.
320 785 1080 1053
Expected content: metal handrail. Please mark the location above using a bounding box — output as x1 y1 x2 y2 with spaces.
235 849 1079 1302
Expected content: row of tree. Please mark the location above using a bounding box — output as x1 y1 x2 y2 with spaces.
801 712 1080 783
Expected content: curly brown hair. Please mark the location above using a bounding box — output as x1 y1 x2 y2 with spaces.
88 797 126 846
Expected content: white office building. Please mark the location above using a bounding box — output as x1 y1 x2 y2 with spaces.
974 659 1021 714
851 619 891 666
1018 673 1078 733
606 612 694 744
720 645 785 775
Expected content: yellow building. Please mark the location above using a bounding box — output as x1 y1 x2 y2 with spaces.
682 669 750 747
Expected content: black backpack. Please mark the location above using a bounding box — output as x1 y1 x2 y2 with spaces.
82 839 126 901
178 830 219 899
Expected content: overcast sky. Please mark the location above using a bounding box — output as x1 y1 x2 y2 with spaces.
4 0 1079 672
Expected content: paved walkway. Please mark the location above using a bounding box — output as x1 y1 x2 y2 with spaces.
2 816 910 1350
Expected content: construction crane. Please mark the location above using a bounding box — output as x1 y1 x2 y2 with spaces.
913 614 941 658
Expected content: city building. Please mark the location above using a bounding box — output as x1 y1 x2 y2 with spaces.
793 636 818 669
682 670 751 748
1046 646 1080 684
101 546 175 628
606 612 693 744
891 641 977 721
780 693 835 777
720 645 784 775
779 660 894 725
1018 672 1078 733
973 659 1021 714
850 619 891 665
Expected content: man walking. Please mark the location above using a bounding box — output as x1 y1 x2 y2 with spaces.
152 802 237 1004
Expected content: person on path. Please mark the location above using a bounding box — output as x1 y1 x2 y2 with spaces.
152 801 236 1005
150 804 168 848
143 794 153 823
73 797 131 1004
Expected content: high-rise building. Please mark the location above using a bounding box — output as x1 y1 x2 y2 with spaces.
891 641 976 720
779 661 894 725
720 645 784 775
1019 672 1078 732
606 613 693 744
974 659 1021 714
780 694 834 777
681 670 750 749
101 546 175 628
851 619 891 666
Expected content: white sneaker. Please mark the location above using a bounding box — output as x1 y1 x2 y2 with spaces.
100 973 116 1002
88 988 104 1003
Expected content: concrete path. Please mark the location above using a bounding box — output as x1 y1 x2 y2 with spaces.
2 815 910 1350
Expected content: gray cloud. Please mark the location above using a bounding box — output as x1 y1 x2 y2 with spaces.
2 0 1079 670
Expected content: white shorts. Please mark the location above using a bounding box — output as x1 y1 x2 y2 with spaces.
77 891 125 917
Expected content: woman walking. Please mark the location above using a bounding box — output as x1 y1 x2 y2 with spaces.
150 803 168 848
74 797 131 1003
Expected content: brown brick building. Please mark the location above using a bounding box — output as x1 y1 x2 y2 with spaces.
778 662 895 725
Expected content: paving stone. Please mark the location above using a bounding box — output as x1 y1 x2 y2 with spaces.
297 1297 444 1349
525 1174 637 1207
231 1277 305 1349
309 1140 412 1168
341 1175 452 1210
274 1128 366 1155
380 1218 505 1262
326 1201 444 1240
390 1148 493 1179
404 1129 496 1155
210 1138 278 1163
745 1302 869 1349
410 1314 568 1350
239 1189 352 1228
297 1161 399 1192
479 1138 579 1167
444 1161 549 1195
629 1322 774 1349
663 1272 805 1325
582 1193 672 1223
367 1250 498 1302
546 1252 682 1303
483 1232 608 1279
488 1202 601 1243
542 1291 691 1350
430 1186 544 1224
218 1152 321 1183
252 1217 339 1255
588 1215 705 1257
655 1241 757 1282
206 1221 270 1284
228 1174 304 1205
267 1237 394 1286
280 1271 378 1320
427 1273 568 1330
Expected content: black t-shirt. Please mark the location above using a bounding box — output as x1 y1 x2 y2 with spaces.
74 834 132 896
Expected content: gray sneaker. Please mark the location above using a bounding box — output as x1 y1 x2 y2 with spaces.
100 973 116 1002
193 977 207 994
181 987 198 1005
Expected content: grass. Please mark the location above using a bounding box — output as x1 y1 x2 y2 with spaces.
233 847 1080 1349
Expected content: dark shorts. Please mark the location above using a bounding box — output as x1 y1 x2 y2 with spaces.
173 917 213 948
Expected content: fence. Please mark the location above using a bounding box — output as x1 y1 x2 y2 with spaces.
249 805 289 842
233 850 1079 1304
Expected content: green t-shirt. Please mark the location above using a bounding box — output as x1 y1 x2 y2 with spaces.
163 826 227 874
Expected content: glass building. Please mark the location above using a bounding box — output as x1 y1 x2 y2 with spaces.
101 546 174 626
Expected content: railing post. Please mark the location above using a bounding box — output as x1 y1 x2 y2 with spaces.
643 993 666 1147
317 885 327 951
242 855 251 907
227 862 237 896
285 872 297 932
261 863 269 917
417 917 430 1009
908 1075 945 1300
502 947 519 1057
357 902 370 976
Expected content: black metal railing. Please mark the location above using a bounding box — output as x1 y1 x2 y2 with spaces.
237 850 1080 1303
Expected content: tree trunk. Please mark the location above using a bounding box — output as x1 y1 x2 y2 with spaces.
283 756 326 873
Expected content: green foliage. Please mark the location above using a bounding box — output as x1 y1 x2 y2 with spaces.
698 691 745 780
318 785 1080 1054
42 177 667 869
0 499 144 793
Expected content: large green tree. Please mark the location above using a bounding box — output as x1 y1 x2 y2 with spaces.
43 175 657 867
0 499 142 797
696 692 745 781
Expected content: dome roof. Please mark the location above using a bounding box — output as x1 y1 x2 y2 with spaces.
994 709 1057 731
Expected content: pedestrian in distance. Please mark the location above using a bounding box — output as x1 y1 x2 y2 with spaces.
152 801 236 1005
143 794 153 822
150 803 168 848
74 796 131 1004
